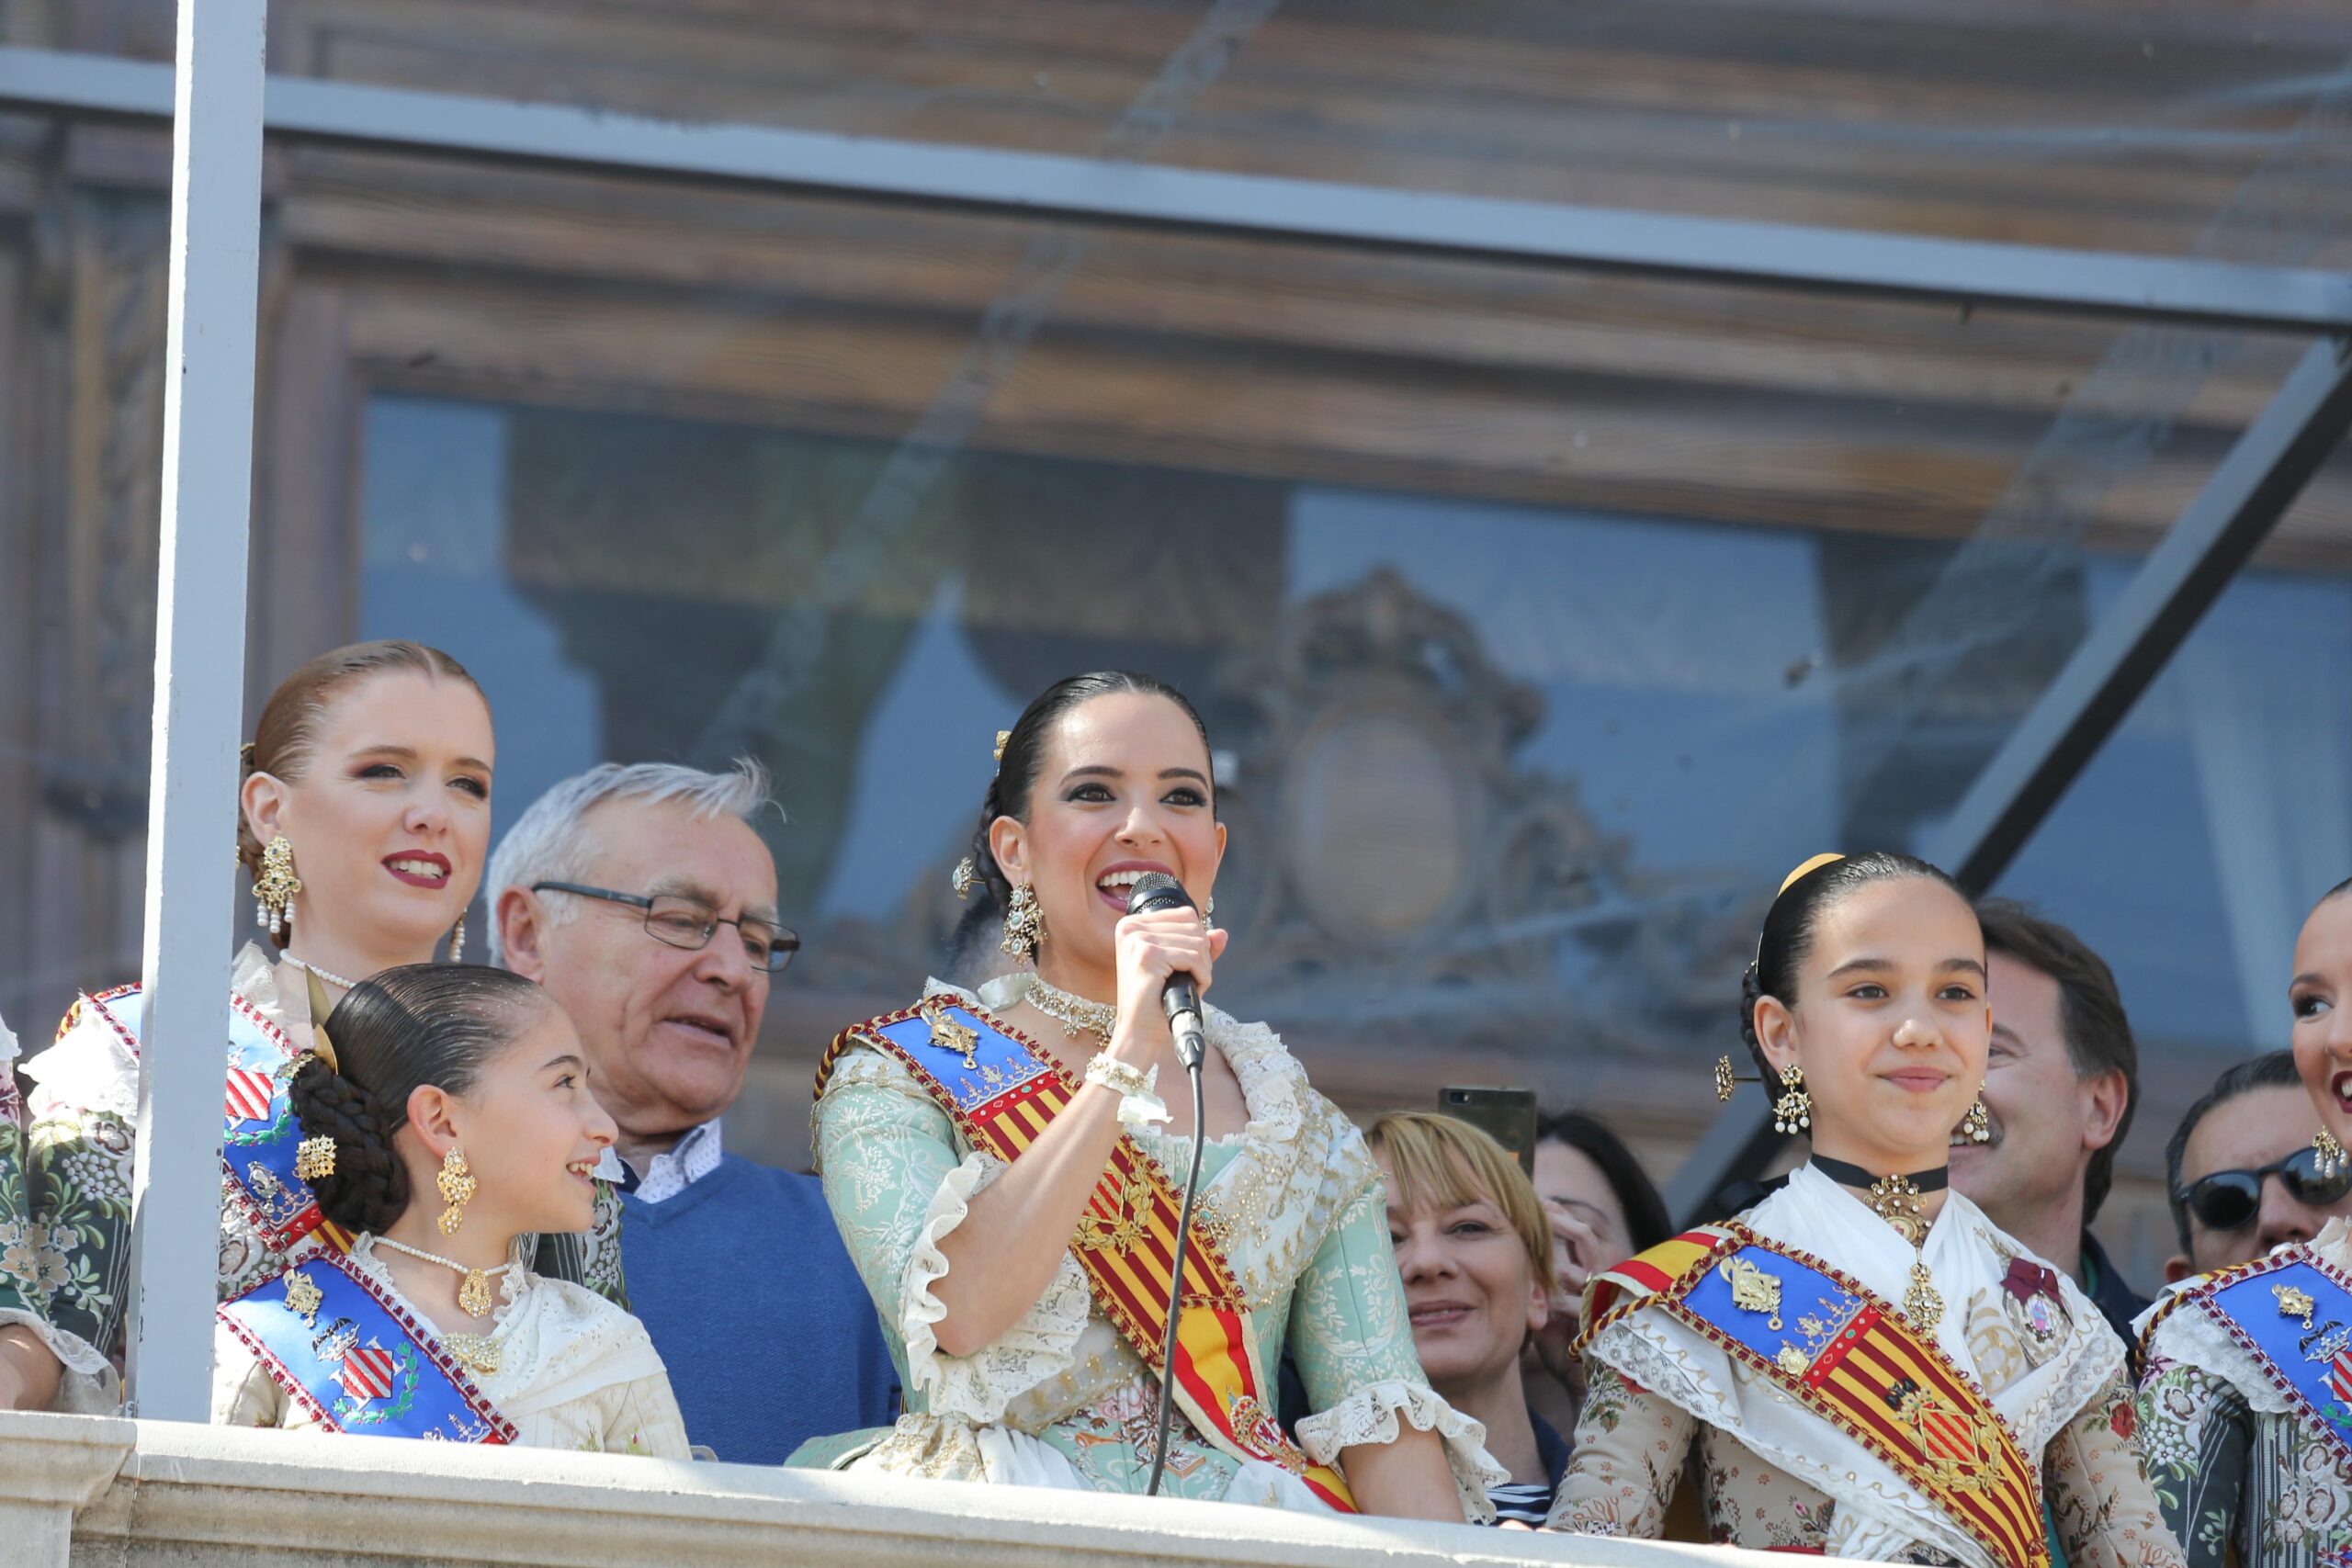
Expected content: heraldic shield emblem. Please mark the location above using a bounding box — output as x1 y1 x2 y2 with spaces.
1885 1376 2001 1492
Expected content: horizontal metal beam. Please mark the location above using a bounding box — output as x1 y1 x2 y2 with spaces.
5 45 2351 334
1664 333 2352 1227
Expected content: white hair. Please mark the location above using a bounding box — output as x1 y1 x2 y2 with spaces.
485 759 780 965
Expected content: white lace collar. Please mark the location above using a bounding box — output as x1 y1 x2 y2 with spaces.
230 941 307 1035
935 974 1308 1146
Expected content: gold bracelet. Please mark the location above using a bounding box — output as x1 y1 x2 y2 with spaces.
1082 1054 1170 1129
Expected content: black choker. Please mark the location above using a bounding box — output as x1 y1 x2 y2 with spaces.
1810 1156 1948 1193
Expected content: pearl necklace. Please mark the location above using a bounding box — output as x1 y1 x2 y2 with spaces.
284 954 361 991
373 1235 513 1326
1024 975 1117 1049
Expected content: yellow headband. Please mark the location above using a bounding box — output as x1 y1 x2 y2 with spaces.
1778 852 1846 897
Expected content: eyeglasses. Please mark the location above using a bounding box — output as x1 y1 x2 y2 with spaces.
2176 1145 2352 1233
530 881 798 975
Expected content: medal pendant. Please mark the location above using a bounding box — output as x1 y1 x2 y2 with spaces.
1904 1261 1943 1329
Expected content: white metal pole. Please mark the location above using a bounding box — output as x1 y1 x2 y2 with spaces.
126 0 269 1422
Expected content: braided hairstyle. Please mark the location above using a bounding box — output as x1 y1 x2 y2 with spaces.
1736 852 1968 1091
950 671 1214 963
288 964 551 1235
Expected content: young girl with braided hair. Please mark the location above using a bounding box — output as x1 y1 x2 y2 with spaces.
212 964 686 1454
1550 852 2180 1568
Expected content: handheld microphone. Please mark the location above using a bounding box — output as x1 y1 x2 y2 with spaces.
1124 869 1209 1499
1125 872 1206 1070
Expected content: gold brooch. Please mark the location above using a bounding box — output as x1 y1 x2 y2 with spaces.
921 995 980 1070
2278 1282 2319 1331
1717 1255 1784 1329
282 1269 323 1327
295 1134 337 1182
950 857 979 899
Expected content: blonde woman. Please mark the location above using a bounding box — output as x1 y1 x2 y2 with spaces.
23 641 623 1410
1368 1111 1562 1525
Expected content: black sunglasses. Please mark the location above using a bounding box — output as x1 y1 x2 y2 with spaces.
2177 1145 2352 1233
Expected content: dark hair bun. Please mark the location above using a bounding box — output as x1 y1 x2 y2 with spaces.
288 1054 409 1235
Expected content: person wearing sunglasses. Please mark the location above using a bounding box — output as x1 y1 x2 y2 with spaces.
2135 887 2352 1568
2159 1052 2348 1284
489 761 897 1465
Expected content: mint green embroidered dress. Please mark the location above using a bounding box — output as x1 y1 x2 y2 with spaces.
807 976 1503 1516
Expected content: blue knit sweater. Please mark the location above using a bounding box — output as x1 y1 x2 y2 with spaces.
618 1152 898 1465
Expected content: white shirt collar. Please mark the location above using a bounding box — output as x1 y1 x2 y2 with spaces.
595 1119 723 1204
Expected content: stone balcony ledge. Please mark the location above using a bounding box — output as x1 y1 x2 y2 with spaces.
0 1408 1796 1568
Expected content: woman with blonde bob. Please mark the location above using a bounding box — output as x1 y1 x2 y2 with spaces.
1368 1111 1564 1526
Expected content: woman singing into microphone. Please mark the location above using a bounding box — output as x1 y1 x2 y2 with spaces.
801 672 1501 1519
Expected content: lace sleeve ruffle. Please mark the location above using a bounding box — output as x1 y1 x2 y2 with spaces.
2139 1299 2292 1417
19 998 141 1122
899 1149 1094 1425
1295 1377 1509 1525
0 1306 115 1411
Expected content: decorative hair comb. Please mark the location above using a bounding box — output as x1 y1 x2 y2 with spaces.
994 729 1011 763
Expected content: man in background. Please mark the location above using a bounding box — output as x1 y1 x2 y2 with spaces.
492 760 897 1463
1951 901 2143 1340
2163 1050 2352 1282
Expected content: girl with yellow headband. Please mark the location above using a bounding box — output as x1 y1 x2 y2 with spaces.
1548 852 2181 1568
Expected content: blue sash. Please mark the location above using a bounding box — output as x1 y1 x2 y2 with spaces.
1589 1226 2046 1568
82 985 325 1250
2188 1250 2352 1462
218 1252 515 1442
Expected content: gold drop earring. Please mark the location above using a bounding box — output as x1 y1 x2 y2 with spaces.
2317 1129 2347 1180
436 1146 477 1235
1772 1062 1813 1135
1960 1086 1992 1144
1001 884 1044 966
254 834 302 939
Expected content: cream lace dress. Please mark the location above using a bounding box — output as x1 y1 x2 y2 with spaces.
1551 1166 2180 1568
212 1235 689 1457
807 976 1505 1517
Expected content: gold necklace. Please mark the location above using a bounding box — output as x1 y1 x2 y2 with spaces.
1024 976 1116 1049
374 1235 511 1322
1860 1171 1944 1328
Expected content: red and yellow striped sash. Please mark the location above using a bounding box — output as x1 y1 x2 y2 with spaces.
1583 1224 2046 1568
821 1000 1356 1510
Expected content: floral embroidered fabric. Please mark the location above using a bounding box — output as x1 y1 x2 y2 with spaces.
1551 1168 2181 1568
2134 1220 2352 1568
810 978 1505 1517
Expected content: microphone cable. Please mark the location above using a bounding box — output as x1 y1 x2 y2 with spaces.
1144 1055 1206 1498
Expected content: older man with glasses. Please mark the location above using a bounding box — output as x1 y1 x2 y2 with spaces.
490 760 897 1464
2162 1049 2352 1283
